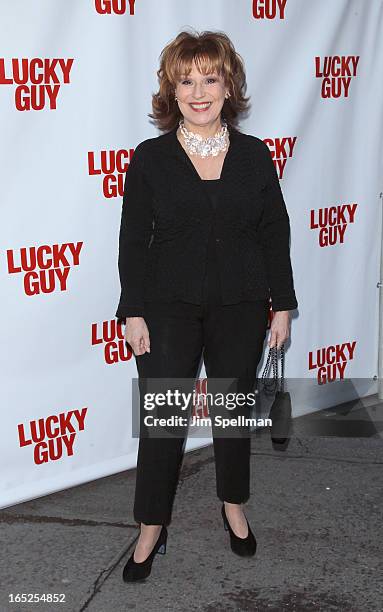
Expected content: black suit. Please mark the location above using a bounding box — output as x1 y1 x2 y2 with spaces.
117 125 298 526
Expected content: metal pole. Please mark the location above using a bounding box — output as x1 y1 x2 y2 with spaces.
378 192 383 399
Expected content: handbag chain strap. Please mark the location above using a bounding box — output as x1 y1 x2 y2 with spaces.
279 343 285 393
260 343 285 394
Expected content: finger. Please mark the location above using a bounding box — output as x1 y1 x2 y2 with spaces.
144 335 151 353
268 330 277 348
135 336 149 355
279 336 288 349
129 338 141 354
277 334 287 350
134 344 145 356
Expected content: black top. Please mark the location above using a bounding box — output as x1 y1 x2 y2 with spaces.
145 179 224 311
201 178 223 304
116 124 298 320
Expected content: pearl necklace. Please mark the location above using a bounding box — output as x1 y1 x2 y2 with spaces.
179 118 229 158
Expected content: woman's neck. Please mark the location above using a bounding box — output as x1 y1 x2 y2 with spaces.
181 117 223 138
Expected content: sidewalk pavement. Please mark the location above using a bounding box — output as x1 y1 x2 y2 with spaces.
1 394 382 612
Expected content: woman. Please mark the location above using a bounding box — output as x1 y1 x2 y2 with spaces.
116 29 298 582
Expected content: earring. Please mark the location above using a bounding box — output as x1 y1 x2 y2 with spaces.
225 92 231 99
175 95 178 101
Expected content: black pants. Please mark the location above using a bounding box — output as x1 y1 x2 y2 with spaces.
132 297 269 526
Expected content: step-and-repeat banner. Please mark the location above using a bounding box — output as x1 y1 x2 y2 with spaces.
1 0 382 508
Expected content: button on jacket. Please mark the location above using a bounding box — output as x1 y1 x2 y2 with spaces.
115 124 298 321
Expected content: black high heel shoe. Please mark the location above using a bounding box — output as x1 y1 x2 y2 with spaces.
221 503 257 557
122 525 167 582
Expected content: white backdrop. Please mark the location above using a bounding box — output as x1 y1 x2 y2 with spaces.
1 0 382 508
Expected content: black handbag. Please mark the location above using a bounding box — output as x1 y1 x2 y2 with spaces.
259 344 292 448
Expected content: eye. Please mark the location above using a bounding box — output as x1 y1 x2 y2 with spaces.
180 77 218 85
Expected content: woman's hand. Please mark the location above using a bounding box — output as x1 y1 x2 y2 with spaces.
268 311 290 349
124 317 151 356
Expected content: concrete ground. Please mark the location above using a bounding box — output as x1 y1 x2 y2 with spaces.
1 394 383 612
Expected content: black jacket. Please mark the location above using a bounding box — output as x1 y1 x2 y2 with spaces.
115 124 298 320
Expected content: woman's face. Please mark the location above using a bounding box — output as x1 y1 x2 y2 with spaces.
175 60 227 130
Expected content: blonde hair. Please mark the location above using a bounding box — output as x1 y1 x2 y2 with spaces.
149 28 251 132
